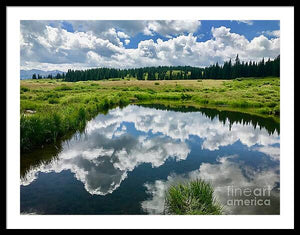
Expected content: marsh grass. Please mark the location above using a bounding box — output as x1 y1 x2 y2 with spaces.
20 91 130 152
164 179 223 215
20 77 279 151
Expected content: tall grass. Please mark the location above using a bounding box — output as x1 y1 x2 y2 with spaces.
54 85 72 91
164 179 223 215
20 95 130 152
20 77 279 152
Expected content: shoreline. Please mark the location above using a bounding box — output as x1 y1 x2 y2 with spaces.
20 77 280 153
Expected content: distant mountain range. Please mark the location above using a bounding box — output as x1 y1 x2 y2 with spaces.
20 69 65 80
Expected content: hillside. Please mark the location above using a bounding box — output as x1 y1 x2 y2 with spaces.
20 69 65 80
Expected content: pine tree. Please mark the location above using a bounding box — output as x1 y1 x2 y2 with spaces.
233 54 241 78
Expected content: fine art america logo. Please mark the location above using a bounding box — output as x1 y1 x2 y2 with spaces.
226 186 272 207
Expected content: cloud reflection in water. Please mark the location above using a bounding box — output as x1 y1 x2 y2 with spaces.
21 105 279 207
141 155 279 215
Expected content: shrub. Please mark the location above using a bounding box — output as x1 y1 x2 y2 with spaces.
146 89 156 94
90 83 99 87
180 93 192 100
21 86 30 92
54 85 72 91
134 93 152 100
266 102 278 108
48 98 59 104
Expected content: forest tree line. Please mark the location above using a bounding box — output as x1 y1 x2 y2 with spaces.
32 72 66 80
34 54 280 81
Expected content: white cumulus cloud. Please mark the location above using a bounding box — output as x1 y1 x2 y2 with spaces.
144 20 201 37
20 21 280 71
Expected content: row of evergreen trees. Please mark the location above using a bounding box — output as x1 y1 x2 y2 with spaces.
50 54 280 82
32 72 66 79
202 54 280 79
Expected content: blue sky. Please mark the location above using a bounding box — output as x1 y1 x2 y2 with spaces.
125 20 280 48
20 20 280 71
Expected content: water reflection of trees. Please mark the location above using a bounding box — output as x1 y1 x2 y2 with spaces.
21 140 62 178
21 104 280 179
139 104 279 135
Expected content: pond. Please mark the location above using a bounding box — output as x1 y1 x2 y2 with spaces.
20 105 280 215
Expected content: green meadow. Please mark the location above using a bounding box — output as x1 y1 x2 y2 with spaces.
20 77 280 152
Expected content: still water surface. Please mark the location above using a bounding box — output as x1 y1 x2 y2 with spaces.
21 105 280 215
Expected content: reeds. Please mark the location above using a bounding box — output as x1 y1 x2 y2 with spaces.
20 96 130 152
20 77 280 151
164 179 223 215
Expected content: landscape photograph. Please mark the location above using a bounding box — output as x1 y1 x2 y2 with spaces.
19 19 281 216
